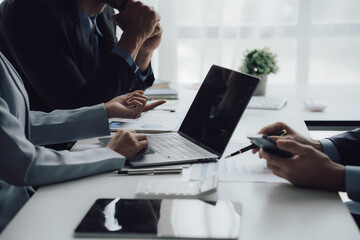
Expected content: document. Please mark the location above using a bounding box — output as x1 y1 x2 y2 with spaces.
190 142 288 183
109 109 185 132
71 142 104 151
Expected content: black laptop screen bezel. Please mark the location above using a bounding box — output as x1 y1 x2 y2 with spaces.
178 65 259 157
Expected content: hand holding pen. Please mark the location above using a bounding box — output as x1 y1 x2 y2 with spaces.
225 129 287 159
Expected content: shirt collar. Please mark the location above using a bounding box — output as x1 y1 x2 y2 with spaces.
77 6 103 40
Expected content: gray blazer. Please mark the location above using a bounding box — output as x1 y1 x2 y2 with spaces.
0 52 125 231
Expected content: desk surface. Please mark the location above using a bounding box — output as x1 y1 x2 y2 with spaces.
1 83 360 240
253 83 360 121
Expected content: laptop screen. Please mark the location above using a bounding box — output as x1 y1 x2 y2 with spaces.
179 65 259 156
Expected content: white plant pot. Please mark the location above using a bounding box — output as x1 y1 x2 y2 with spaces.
253 75 267 96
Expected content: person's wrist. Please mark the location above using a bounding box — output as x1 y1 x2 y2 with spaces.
136 52 152 72
104 102 112 118
117 33 144 60
105 102 119 119
329 163 346 191
309 139 323 152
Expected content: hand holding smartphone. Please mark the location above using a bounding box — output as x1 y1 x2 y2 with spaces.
247 134 293 158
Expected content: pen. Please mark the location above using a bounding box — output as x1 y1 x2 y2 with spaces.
117 167 183 175
224 129 287 159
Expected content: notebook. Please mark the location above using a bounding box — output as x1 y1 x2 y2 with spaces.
128 65 259 167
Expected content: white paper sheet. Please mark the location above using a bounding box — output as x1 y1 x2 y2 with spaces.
70 142 104 151
190 142 288 183
109 109 185 133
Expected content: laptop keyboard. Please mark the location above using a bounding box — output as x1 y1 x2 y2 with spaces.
147 133 214 160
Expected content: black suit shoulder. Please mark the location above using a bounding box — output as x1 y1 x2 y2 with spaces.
1 0 154 111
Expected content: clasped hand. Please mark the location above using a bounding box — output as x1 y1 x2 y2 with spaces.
111 0 162 71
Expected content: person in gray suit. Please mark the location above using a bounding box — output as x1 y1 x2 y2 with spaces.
0 52 164 232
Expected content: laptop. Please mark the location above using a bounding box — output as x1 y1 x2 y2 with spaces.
128 65 259 167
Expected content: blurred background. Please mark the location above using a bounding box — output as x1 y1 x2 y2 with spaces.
141 0 360 85
2 0 359 85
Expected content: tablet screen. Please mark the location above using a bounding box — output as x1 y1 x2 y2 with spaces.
74 198 242 239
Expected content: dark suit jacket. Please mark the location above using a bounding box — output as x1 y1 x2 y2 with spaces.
1 0 154 112
329 128 360 166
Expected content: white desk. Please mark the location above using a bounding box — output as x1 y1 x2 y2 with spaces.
1 83 360 240
250 83 360 122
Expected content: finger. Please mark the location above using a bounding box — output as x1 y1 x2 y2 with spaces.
137 139 149 151
260 148 287 168
276 139 312 156
127 92 147 100
266 162 281 172
127 95 147 104
126 90 145 99
127 100 144 118
258 122 287 135
267 162 285 179
143 100 166 111
116 129 125 134
126 96 147 107
252 148 260 154
154 10 161 21
150 24 162 38
130 99 145 110
126 92 147 102
269 135 293 142
135 133 147 141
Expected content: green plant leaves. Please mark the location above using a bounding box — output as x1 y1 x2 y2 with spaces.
239 47 279 76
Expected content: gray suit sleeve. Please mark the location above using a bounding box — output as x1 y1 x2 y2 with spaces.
0 97 125 187
320 139 360 201
345 166 360 201
29 103 110 145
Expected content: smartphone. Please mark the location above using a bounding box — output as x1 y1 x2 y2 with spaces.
247 134 293 158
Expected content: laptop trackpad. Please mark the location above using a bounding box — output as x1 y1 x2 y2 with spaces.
144 148 155 155
134 148 155 158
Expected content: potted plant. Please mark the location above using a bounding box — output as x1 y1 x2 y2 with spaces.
239 47 279 96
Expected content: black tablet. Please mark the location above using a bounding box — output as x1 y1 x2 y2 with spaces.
74 198 242 239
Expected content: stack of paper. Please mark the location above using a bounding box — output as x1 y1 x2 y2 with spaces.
149 80 170 89
144 88 178 100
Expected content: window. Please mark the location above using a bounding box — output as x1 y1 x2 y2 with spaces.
146 0 360 84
